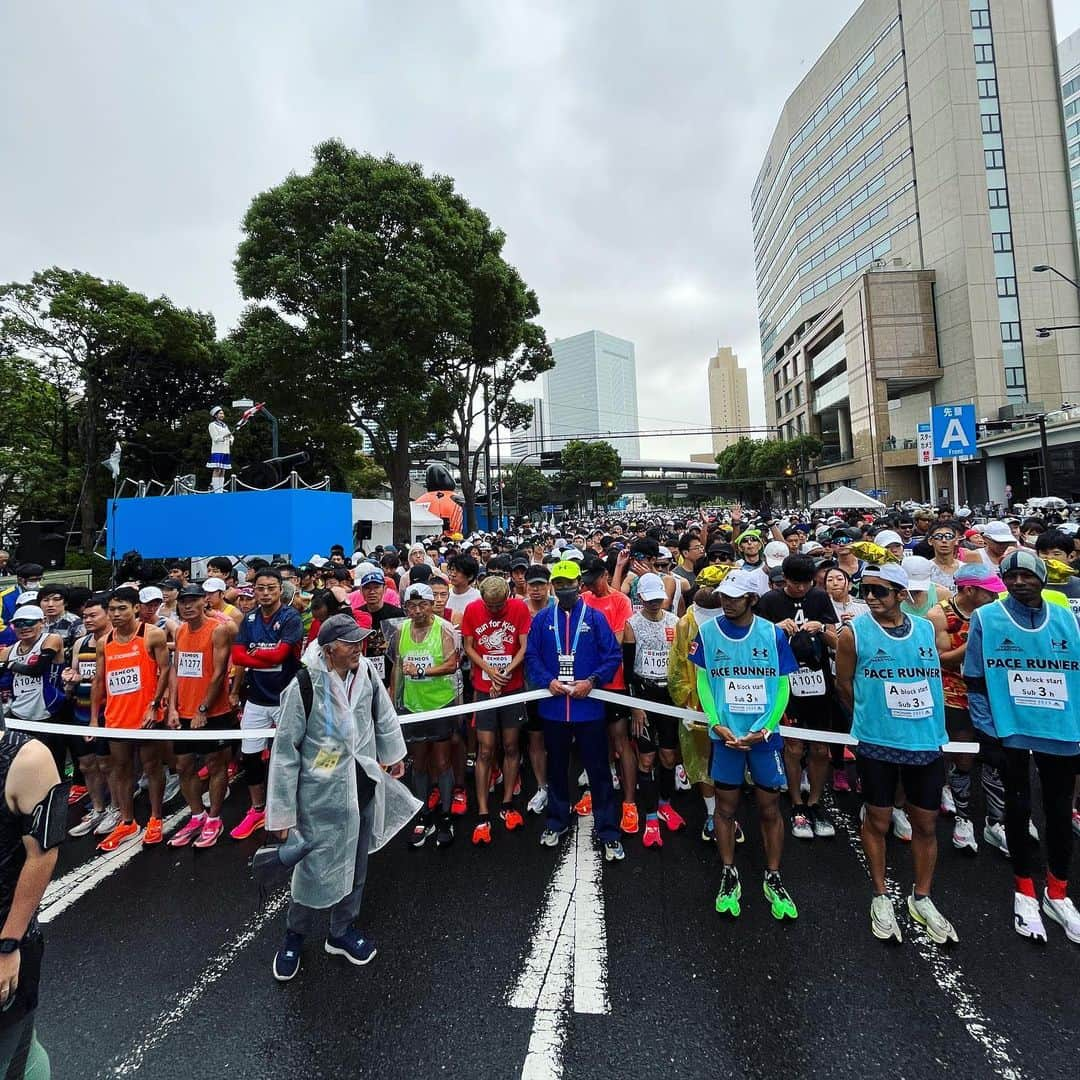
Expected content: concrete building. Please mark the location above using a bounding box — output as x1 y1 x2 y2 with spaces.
1058 28 1080 251
706 347 751 455
542 331 640 459
509 396 547 460
753 0 1080 505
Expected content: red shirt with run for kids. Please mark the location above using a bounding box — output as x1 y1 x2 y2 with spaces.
461 596 532 693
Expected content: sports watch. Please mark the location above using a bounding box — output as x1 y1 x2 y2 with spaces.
0 939 20 954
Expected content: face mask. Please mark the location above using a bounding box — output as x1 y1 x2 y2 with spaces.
555 588 579 611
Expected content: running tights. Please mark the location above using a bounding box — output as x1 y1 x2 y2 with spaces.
999 748 1079 880
242 751 267 788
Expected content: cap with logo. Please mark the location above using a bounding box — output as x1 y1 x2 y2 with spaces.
763 541 789 568
717 570 760 598
549 560 582 582
359 567 386 588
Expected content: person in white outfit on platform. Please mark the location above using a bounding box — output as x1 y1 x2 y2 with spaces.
207 405 233 494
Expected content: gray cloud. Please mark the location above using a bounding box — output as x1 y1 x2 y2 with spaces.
4 0 1080 461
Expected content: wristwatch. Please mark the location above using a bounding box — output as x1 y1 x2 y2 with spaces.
197 704 209 714
0 939 19 954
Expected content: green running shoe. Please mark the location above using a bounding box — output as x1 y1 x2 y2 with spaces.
714 868 741 917
763 872 798 920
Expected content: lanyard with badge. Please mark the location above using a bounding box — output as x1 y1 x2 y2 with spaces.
554 606 587 685
312 670 355 771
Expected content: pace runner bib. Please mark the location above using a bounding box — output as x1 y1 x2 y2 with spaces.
1008 671 1067 711
724 677 766 713
885 679 934 719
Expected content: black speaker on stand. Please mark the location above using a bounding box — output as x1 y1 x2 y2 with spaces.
15 520 66 570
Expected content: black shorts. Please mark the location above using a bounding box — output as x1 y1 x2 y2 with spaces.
631 681 679 753
945 706 974 740
37 728 109 763
175 713 236 757
784 692 845 733
524 699 543 734
473 691 525 734
402 711 454 744
605 701 629 727
855 753 945 812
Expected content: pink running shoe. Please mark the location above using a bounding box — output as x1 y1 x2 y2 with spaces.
168 813 206 848
194 816 224 848
656 802 686 832
229 806 266 841
642 816 663 848
833 769 851 794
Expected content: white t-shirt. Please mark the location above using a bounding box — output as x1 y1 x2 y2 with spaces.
445 587 481 617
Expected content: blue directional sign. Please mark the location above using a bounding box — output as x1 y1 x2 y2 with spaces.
931 405 977 459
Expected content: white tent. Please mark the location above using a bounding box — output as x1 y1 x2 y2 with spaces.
352 499 443 548
809 485 886 511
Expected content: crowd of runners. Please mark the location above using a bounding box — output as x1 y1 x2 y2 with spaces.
1 499 1078 947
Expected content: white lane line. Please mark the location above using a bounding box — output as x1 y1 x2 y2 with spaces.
103 888 289 1077
39 805 190 925
827 799 1030 1080
508 816 610 1080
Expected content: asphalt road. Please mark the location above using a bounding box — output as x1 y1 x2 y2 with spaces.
33 771 1079 1080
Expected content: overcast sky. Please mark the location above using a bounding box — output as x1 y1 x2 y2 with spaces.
4 0 1080 461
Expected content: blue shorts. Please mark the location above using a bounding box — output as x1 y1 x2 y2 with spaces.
709 731 786 790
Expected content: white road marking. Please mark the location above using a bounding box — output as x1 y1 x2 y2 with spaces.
104 888 289 1077
828 799 1030 1080
509 816 610 1080
39 805 190 925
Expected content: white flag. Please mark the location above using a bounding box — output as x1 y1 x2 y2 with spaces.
102 442 121 479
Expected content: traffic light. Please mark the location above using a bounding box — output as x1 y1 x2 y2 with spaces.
539 451 562 470
604 479 614 488
784 465 794 477
1022 467 1030 485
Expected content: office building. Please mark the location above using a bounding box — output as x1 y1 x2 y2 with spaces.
509 396 547 461
1058 28 1080 250
753 0 1080 504
707 347 751 455
543 331 640 459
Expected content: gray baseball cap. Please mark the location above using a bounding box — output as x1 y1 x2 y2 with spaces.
317 613 371 645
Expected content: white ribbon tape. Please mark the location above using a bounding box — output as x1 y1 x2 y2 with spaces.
4 686 979 753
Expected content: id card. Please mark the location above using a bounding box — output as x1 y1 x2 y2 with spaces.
313 745 343 771
558 653 575 685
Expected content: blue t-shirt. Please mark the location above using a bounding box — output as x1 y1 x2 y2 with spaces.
236 603 303 706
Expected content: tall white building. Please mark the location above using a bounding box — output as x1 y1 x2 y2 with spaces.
542 331 640 459
1058 28 1080 251
509 396 547 460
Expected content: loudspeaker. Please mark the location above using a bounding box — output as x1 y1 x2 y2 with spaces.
15 521 66 570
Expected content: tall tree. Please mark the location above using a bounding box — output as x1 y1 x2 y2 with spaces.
0 268 220 550
557 440 621 510
232 139 533 543
503 462 553 515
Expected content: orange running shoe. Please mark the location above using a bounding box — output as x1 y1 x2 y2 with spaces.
620 802 639 835
97 821 142 852
573 791 593 816
143 817 164 845
501 807 524 832
471 821 492 846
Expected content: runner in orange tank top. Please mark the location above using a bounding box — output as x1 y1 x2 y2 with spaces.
89 587 170 852
166 585 237 848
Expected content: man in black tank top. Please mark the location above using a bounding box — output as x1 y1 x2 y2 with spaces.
0 730 65 1076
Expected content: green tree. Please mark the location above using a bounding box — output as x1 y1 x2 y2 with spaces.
557 440 621 509
231 139 529 543
347 453 388 497
503 462 552 514
0 268 219 550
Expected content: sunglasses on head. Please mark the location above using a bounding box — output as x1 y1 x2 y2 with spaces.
861 583 898 599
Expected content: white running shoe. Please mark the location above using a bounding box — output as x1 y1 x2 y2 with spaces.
69 808 107 838
908 894 959 945
94 807 122 836
983 819 1010 857
891 807 912 841
1014 892 1047 942
1042 892 1080 944
952 817 978 853
940 785 956 816
675 764 690 791
577 769 588 787
870 895 902 942
527 786 549 815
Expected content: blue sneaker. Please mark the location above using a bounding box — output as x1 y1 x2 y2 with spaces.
324 929 377 967
273 931 303 982
700 816 716 843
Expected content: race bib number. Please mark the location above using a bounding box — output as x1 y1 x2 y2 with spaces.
1069 598 1080 623
407 653 433 679
177 651 204 679
1009 671 1067 711
313 745 342 771
107 666 141 696
369 654 386 680
12 674 33 697
78 661 96 681
558 653 575 685
789 668 826 697
637 648 668 681
486 654 512 673
724 677 766 713
885 679 933 719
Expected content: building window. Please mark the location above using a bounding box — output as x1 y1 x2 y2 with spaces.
996 276 1017 298
974 43 994 63
981 113 1001 134
784 390 793 414
971 10 991 30
978 78 997 98
992 232 1013 253
1005 368 1026 389
1000 321 1021 343
988 188 1008 208
984 149 1005 169
791 355 799 377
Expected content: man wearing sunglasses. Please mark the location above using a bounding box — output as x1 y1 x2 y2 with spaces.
963 550 1080 944
832 528 866 585
836 564 957 945
0 606 66 728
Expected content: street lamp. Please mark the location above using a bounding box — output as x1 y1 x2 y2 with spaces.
1033 264 1080 290
1035 324 1080 338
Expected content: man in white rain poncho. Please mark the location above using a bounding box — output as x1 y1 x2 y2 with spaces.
266 614 421 981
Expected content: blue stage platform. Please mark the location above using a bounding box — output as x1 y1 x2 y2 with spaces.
107 490 352 559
